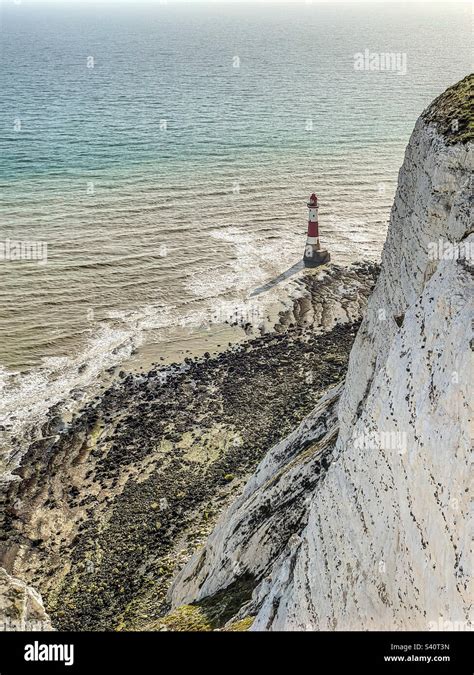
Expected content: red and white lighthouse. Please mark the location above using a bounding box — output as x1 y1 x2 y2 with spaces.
303 193 330 267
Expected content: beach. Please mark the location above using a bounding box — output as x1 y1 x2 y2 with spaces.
0 261 378 630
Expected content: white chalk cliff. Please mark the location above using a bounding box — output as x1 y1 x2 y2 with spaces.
170 77 473 630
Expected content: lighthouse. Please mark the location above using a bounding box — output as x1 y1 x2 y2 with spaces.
303 193 330 267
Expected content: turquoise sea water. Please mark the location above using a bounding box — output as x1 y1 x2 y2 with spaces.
0 1 471 432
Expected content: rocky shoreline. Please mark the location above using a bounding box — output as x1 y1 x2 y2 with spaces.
0 261 379 631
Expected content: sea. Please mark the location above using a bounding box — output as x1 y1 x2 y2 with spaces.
0 1 472 446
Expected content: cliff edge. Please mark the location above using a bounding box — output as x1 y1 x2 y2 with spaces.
169 75 473 630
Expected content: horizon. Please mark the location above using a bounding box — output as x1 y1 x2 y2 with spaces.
3 0 469 5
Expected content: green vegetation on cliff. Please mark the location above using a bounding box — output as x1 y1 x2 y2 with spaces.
143 576 255 632
422 73 473 144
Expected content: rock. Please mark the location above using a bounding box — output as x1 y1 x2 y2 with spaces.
0 568 53 631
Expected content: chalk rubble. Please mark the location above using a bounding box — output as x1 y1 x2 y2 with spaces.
0 567 53 631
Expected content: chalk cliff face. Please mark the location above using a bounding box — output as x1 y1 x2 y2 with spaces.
170 76 473 630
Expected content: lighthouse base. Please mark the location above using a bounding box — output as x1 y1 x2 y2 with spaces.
303 248 330 268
